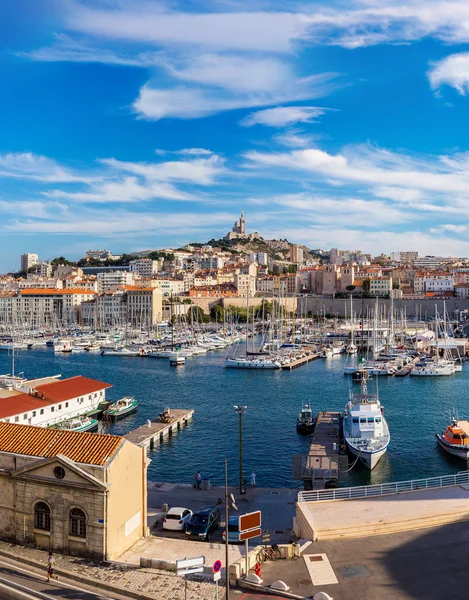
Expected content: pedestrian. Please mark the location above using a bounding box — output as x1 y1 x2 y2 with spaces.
46 552 59 582
250 471 256 488
195 471 201 490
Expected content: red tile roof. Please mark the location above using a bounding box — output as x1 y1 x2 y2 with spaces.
19 289 96 295
0 422 122 465
0 390 53 419
34 376 112 402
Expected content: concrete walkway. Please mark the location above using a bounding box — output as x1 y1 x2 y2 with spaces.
300 483 469 540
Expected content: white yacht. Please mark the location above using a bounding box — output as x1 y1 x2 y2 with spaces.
53 340 73 353
225 357 281 369
410 361 455 376
343 379 390 470
101 347 144 357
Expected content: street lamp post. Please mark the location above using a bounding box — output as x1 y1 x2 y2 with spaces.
217 459 238 600
233 405 247 495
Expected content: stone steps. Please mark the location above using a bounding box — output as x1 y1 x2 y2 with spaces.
317 510 469 540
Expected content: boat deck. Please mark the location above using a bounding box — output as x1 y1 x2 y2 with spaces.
124 408 194 450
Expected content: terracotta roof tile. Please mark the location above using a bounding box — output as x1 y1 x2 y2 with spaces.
35 376 112 402
0 422 122 465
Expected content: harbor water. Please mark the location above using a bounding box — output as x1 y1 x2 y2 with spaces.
2 347 468 488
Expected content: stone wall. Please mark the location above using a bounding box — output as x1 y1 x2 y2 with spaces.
297 297 469 319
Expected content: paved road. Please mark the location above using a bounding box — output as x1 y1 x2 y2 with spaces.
0 555 129 600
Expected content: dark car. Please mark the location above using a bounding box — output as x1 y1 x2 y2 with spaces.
185 506 221 541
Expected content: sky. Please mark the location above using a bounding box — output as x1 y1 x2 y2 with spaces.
3 0 469 270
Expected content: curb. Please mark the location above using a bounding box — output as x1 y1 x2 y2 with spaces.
237 578 308 600
0 546 164 600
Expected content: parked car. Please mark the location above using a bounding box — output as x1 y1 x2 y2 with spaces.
163 507 193 531
185 506 221 541
222 516 242 544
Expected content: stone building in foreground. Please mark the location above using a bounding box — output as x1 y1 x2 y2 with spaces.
0 422 148 560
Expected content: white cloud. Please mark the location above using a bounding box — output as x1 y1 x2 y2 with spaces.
174 148 213 156
428 52 469 94
101 154 226 185
43 177 194 203
373 186 423 203
241 106 328 127
274 132 315 147
0 153 93 183
245 144 469 195
64 3 307 53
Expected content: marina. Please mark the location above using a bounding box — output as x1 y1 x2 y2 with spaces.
0 337 468 488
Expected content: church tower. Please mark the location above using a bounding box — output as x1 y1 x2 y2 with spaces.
240 209 246 234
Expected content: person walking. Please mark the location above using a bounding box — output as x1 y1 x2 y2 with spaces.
250 471 256 488
46 552 59 582
195 471 201 490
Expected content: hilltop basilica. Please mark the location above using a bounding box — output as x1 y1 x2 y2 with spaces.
224 210 260 241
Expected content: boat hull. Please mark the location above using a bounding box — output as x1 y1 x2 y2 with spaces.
436 434 469 460
106 405 138 421
346 441 388 470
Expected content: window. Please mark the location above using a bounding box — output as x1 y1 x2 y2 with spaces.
23 414 28 420
58 404 62 410
352 417 359 424
69 508 86 538
32 411 36 417
65 402 68 408
376 417 382 423
14 416 19 423
360 417 366 423
35 502 51 531
367 418 374 423
51 407 54 412
40 409 44 415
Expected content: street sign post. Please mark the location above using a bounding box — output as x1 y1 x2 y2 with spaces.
212 560 222 600
176 556 205 600
262 529 271 544
238 511 262 577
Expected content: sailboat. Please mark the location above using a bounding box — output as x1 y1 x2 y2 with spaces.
343 376 390 470
346 295 357 354
411 305 455 376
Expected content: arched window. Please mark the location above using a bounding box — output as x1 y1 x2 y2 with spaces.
69 508 86 538
34 502 51 531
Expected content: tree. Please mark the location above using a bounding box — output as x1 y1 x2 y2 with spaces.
392 281 400 290
148 251 163 261
346 285 356 292
188 305 210 323
287 264 297 273
51 256 75 266
362 278 371 293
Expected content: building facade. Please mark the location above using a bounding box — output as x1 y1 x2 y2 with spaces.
21 253 38 272
0 422 148 560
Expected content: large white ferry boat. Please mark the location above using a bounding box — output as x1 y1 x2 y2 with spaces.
343 379 390 470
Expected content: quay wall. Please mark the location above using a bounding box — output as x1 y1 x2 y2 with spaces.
189 296 297 314
297 297 469 319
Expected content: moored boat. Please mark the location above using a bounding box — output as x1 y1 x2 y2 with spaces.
104 396 138 420
436 418 469 460
296 403 315 435
55 416 98 433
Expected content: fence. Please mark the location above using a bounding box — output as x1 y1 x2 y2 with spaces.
298 470 469 503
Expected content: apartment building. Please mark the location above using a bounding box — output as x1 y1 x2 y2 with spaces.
36 262 53 278
369 277 392 297
234 273 256 297
20 253 38 272
125 287 163 325
289 244 304 265
17 289 97 325
414 272 454 295
129 259 161 278
97 271 135 292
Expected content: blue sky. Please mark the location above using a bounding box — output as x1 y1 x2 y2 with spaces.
3 0 469 271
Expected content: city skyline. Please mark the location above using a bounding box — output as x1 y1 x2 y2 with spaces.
3 1 469 270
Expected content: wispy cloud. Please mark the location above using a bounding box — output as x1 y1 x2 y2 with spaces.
241 106 329 127
0 153 94 183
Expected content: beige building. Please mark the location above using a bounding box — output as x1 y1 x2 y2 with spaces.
0 422 148 560
125 287 163 325
370 276 392 297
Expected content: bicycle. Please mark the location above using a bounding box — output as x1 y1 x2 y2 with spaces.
256 544 282 563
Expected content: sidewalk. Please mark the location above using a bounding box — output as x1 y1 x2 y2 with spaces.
0 540 221 600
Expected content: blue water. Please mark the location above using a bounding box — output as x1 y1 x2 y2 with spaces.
2 348 468 488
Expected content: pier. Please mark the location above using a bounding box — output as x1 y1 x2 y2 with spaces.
281 351 321 370
124 408 194 451
293 411 348 490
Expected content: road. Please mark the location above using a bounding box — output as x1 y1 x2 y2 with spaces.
0 555 129 600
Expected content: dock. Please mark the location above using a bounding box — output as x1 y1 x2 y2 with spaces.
292 411 348 490
281 352 321 370
124 408 194 451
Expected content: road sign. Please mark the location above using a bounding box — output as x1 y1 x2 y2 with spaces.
239 527 261 541
262 529 271 543
213 571 221 582
176 556 205 577
239 511 261 532
213 560 222 573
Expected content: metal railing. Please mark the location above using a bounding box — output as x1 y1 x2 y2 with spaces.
298 471 469 502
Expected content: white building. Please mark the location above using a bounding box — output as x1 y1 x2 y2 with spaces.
248 252 268 266
129 259 161 278
85 250 121 261
0 376 112 428
369 277 392 297
97 271 135 292
36 262 53 278
21 253 38 273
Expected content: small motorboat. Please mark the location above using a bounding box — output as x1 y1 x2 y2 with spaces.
169 353 186 366
56 416 98 433
296 403 315 435
436 418 469 460
104 396 138 421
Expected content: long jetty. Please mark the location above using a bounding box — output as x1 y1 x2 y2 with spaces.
302 411 348 490
124 408 194 451
281 351 321 370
